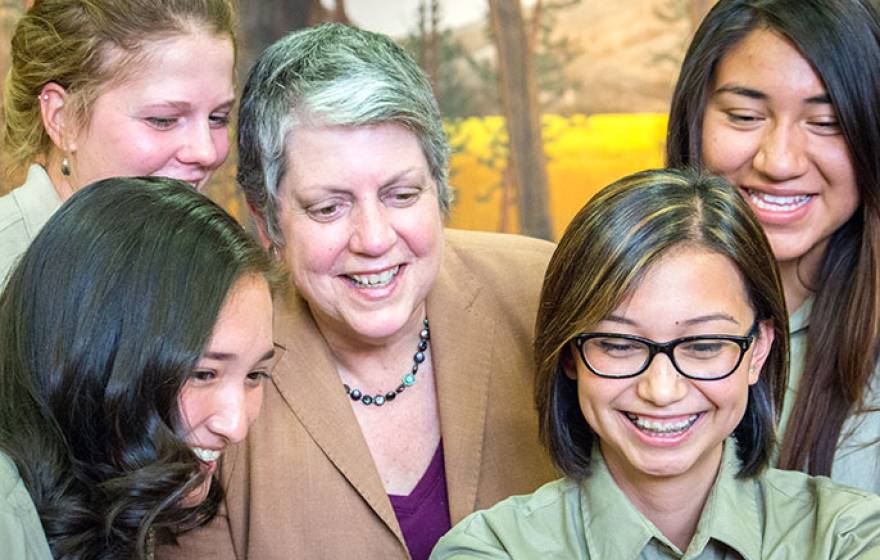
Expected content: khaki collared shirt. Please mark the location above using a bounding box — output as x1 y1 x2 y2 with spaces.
778 298 880 494
431 441 880 559
0 452 52 560
0 164 60 285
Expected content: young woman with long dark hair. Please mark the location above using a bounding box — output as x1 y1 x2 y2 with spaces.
0 177 279 559
666 0 880 492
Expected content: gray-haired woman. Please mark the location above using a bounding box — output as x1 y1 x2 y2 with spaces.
167 23 557 560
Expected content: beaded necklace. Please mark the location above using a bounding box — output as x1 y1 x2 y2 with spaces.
343 318 429 407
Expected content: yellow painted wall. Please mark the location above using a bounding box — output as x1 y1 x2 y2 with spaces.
445 112 668 240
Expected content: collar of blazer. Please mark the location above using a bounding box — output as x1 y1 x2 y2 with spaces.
268 238 494 541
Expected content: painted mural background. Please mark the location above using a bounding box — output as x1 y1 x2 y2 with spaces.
0 0 716 239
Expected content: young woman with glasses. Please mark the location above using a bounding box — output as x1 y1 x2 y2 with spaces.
432 169 880 559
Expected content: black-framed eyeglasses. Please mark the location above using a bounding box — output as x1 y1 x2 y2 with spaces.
572 321 758 381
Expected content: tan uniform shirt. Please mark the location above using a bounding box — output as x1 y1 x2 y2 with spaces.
432 440 880 559
777 298 880 493
0 452 53 560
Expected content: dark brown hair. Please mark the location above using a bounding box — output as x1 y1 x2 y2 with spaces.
666 0 880 475
534 168 788 480
0 177 276 559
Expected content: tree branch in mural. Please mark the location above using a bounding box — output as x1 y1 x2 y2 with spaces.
653 0 716 65
333 0 350 24
417 0 440 90
238 0 357 74
489 0 553 240
404 3 498 117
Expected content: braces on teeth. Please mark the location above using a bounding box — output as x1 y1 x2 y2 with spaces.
626 413 699 434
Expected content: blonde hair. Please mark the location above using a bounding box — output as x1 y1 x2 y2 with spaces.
3 0 236 176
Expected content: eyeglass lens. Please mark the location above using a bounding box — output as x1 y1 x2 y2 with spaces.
581 337 745 379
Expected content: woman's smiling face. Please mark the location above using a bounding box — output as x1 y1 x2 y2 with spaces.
701 29 859 269
273 122 444 345
55 32 235 194
567 246 773 490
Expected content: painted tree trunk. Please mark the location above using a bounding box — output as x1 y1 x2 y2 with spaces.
488 0 553 240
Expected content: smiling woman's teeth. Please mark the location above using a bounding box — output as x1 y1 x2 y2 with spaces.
625 413 700 435
349 265 400 288
192 447 221 462
747 190 812 212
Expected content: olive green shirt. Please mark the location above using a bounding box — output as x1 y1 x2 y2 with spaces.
431 441 880 559
777 298 880 494
0 451 53 560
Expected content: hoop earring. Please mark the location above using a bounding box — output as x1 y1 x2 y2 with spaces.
61 155 70 177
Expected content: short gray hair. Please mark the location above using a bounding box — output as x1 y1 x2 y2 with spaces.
237 23 451 244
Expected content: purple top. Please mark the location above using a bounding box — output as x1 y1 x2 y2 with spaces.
388 441 451 560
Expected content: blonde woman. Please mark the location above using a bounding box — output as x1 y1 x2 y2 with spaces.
0 0 236 282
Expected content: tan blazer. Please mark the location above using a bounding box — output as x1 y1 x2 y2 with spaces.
165 229 560 559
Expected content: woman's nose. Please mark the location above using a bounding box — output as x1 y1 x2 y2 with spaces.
178 123 220 169
349 203 396 256
636 354 688 407
752 122 809 181
206 387 250 444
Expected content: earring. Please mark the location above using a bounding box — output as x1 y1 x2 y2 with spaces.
269 244 281 260
61 155 70 176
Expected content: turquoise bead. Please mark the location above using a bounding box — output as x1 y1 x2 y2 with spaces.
403 374 416 386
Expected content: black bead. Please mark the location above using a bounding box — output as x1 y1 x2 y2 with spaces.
340 319 430 407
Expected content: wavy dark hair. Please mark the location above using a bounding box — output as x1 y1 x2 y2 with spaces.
534 168 788 480
0 177 275 559
666 0 880 476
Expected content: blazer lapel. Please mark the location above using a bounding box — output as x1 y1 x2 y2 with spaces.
429 243 494 524
270 289 405 541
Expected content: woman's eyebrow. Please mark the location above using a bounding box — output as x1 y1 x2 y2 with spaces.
679 313 740 326
713 84 767 100
713 84 831 104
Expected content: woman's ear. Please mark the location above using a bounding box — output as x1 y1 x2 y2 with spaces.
39 82 76 152
747 319 775 385
562 345 579 381
248 202 275 250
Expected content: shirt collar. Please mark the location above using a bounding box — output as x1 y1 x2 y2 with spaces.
13 164 61 238
788 295 813 334
686 439 762 559
579 439 762 560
